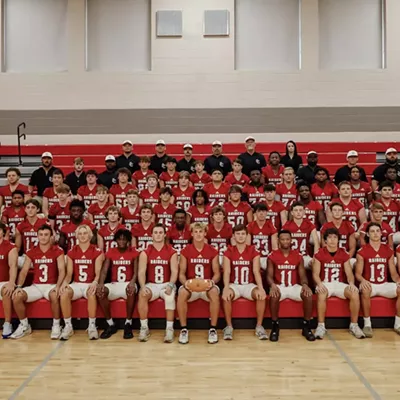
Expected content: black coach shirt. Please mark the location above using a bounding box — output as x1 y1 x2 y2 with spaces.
150 154 169 176
372 162 400 184
64 171 86 195
97 170 118 189
177 157 196 174
116 153 140 173
29 166 57 197
334 165 368 185
296 164 320 185
238 152 267 176
204 155 232 177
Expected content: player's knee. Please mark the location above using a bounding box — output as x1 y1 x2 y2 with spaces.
178 288 190 301
317 292 328 300
49 290 58 302
208 287 219 301
361 288 372 297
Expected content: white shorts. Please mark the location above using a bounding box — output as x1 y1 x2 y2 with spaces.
146 283 176 302
279 284 302 302
323 282 348 299
260 257 267 271
70 282 91 300
105 282 137 300
0 281 7 300
18 255 26 269
393 232 400 246
23 284 56 302
303 256 312 269
178 285 220 302
370 282 398 298
230 283 257 301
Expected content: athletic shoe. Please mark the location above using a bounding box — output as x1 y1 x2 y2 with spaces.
255 325 268 340
315 325 327 340
269 324 280 342
2 322 13 339
123 324 133 339
363 326 373 338
50 324 62 340
178 329 189 344
164 328 174 343
302 326 316 341
100 324 118 339
10 323 32 340
60 324 74 341
208 328 218 344
87 324 99 340
223 326 233 340
139 327 150 342
349 324 366 339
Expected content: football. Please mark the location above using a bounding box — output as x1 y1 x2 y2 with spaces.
185 278 212 292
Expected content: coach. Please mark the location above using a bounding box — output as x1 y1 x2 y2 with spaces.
177 144 196 173
28 152 58 197
116 140 140 173
371 147 400 190
238 137 266 177
334 150 368 185
150 140 169 176
204 141 232 177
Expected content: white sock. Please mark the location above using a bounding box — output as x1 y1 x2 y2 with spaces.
64 317 72 327
125 319 132 325
140 319 148 329
166 321 174 330
349 322 358 329
395 316 400 328
363 317 371 328
89 318 96 326
318 322 325 329
53 319 60 327
3 321 11 328
106 318 114 326
20 318 28 327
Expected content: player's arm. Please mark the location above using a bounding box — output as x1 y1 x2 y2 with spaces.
298 257 311 288
131 257 139 286
178 254 188 286
63 256 73 286
88 253 105 296
55 254 66 296
266 259 280 297
131 236 137 248
311 229 320 253
344 260 358 291
87 212 94 223
325 207 333 222
348 233 356 258
358 229 366 246
211 255 221 285
4 229 10 241
58 231 67 253
388 255 400 284
90 228 98 245
388 233 394 249
15 228 22 253
358 207 367 225
271 233 278 251
222 255 231 294
245 234 251 245
13 255 32 298
312 258 327 294
0 195 4 210
169 253 179 285
97 234 104 251
317 209 326 226
280 210 288 225
3 248 18 296
371 179 379 192
98 257 111 286
252 255 266 299
354 254 369 292
247 210 254 223
159 179 165 188
42 196 49 217
138 251 148 292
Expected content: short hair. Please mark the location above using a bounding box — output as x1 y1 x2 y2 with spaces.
74 157 84 164
379 180 394 191
269 151 281 159
194 160 204 166
232 158 243 166
117 168 132 179
0 222 7 234
56 184 70 194
314 167 330 178
254 203 268 213
290 201 304 211
179 171 190 179
96 185 109 193
190 222 207 232
296 180 311 191
229 185 243 194
323 227 340 241
278 229 292 238
114 228 132 243
338 181 351 189
69 199 85 211
233 224 247 234
165 157 177 164
160 187 173 196
384 165 397 174
140 156 151 163
366 222 381 234
75 224 93 240
349 166 361 173
106 205 121 218
211 169 223 175
370 202 384 212
192 189 209 205
173 208 187 218
140 204 154 214
126 189 139 197
210 205 226 216
329 202 344 211
152 223 166 234
146 173 158 181
12 189 25 198
38 224 53 235
5 167 21 177
25 199 41 210
86 169 98 177
263 183 276 193
283 167 295 174
52 168 64 178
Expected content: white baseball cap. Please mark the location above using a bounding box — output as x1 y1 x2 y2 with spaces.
105 155 116 161
245 136 255 142
307 150 318 156
156 140 166 146
347 150 358 158
123 140 133 146
385 147 397 155
183 143 193 149
212 141 222 146
41 152 53 159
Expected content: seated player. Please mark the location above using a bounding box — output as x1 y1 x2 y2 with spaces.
154 187 177 229
0 167 29 209
0 222 18 338
131 205 154 251
376 181 400 233
222 224 268 340
313 228 365 340
172 171 195 212
1 190 26 241
77 169 99 209
132 156 153 192
190 160 211 190
267 230 315 342
11 225 65 339
297 181 325 227
97 206 125 252
311 167 338 210
243 170 265 205
167 209 191 254
187 189 211 224
177 223 220 344
282 202 319 268
263 184 287 230
355 223 400 337
60 225 104 340
247 203 278 270
48 184 71 234
224 185 253 228
159 157 179 188
225 158 249 187
349 166 372 207
275 167 297 209
97 229 139 339
109 168 136 208
120 189 141 230
261 151 284 185
87 185 112 230
140 174 160 207
42 169 65 216
137 224 178 343
203 170 230 207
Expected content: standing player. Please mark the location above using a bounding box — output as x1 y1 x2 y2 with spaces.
153 187 177 229
48 184 71 233
132 156 153 192
11 225 65 339
187 189 211 224
355 223 400 337
225 159 249 187
172 171 195 211
203 170 230 207
120 189 141 230
137 224 179 343
275 167 297 209
311 167 338 210
0 222 18 338
177 223 220 344
243 170 265 205
261 152 284 185
140 174 160 207
222 225 268 340
267 230 315 342
87 185 112 231
109 168 136 208
375 181 400 232
190 160 211 190
42 169 65 216
297 181 325 227
224 185 253 228
263 184 287 230
349 166 372 207
159 157 179 188
167 209 191 254
97 206 125 252
0 167 29 209
131 205 154 251
313 228 365 339
97 229 139 339
1 190 26 241
77 170 99 209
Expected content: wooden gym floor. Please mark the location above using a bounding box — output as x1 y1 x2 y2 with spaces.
1 329 399 400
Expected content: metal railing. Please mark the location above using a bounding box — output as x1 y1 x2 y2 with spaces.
17 122 26 165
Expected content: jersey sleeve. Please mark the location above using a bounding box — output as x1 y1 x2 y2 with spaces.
223 246 232 260
43 188 51 198
25 248 35 261
314 249 323 262
251 245 260 258
55 246 64 258
346 222 356 235
180 245 190 259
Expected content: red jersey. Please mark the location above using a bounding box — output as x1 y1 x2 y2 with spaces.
17 218 48 253
132 170 154 192
43 187 59 210
60 219 95 252
203 182 230 207
187 205 211 224
276 183 297 209
98 223 126 252
207 223 232 257
243 184 265 205
159 171 179 188
358 243 394 283
392 182 400 201
48 202 70 232
311 182 338 210
190 172 211 190
145 244 176 284
268 249 302 287
153 203 177 228
110 183 136 208
172 186 195 211
167 225 191 254
27 245 64 284
282 219 315 256
303 201 323 226
77 184 98 209
131 223 154 251
68 244 103 283
181 243 218 280
140 188 160 206
247 220 277 257
88 202 112 231
1 206 26 239
315 247 349 283
261 165 284 185
359 221 393 245
106 247 139 283
225 201 252 228
224 245 259 285
225 173 250 187
320 221 355 252
0 240 16 282
334 198 364 230
264 201 286 230
0 184 28 207
376 200 399 232
351 181 371 206
120 205 141 230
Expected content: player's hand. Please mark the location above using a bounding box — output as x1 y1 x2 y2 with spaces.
184 281 192 292
256 287 267 301
316 283 328 294
269 284 280 298
12 288 23 299
88 281 98 296
126 282 136 296
3 282 15 297
222 288 233 302
96 284 106 299
206 280 214 291
301 284 312 297
59 283 70 296
53 287 60 298
359 280 371 292
141 287 151 296
348 283 359 293
165 285 172 296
